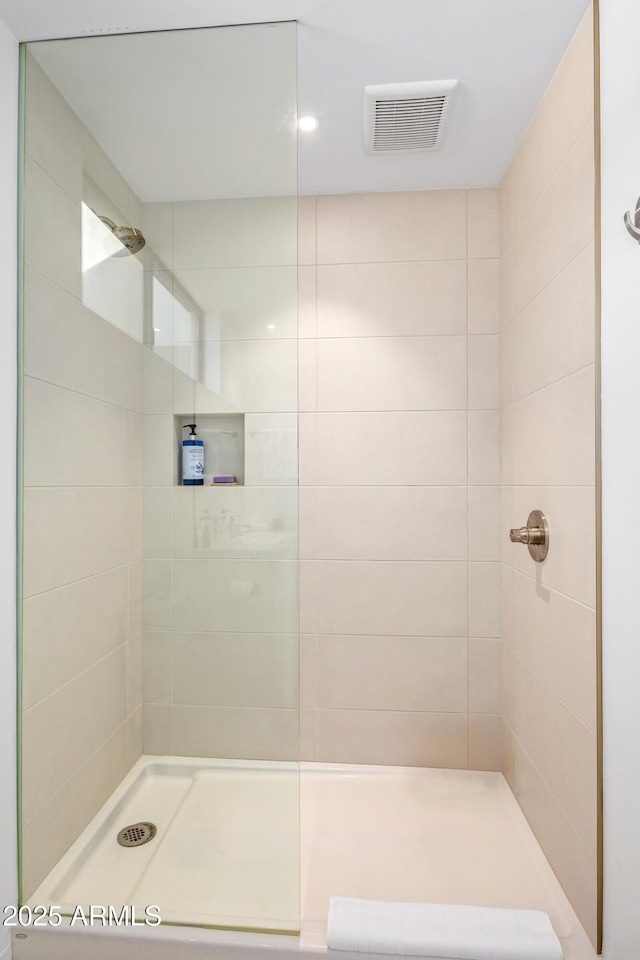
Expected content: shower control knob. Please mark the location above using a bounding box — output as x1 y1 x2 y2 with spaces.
509 510 549 562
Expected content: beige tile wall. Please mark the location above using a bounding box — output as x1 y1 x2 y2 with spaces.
500 9 597 944
21 56 144 898
140 196 300 760
299 189 502 769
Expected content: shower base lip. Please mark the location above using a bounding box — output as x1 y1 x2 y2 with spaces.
19 758 597 960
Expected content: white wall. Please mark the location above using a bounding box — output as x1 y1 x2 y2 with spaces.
600 2 640 957
0 16 18 960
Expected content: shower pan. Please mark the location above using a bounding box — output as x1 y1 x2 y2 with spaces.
16 7 600 960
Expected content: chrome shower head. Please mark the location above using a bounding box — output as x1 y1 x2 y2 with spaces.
98 215 146 256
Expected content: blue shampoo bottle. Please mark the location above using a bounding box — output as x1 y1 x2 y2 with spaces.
182 423 204 485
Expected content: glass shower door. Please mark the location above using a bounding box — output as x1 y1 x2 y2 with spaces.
19 21 299 933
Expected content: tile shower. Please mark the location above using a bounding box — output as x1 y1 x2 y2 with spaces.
17 6 598 958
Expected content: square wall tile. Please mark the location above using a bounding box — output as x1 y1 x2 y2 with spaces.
24 157 81 298
299 560 318 635
468 486 501 561
509 737 597 945
298 196 316 265
317 261 467 338
467 189 500 259
24 377 129 488
142 558 172 631
174 265 298 342
315 486 467 561
469 714 502 771
23 487 129 597
522 672 598 855
508 569 596 731
505 365 595 487
143 486 173 559
143 415 176 487
127 633 143 715
468 411 500 484
317 336 466 412
467 259 500 334
300 634 318 709
143 703 172 755
22 647 127 821
468 637 502 713
317 191 466 263
299 339 317 413
25 55 83 203
501 123 594 324
24 267 133 408
298 265 317 338
299 486 317 561
315 561 467 637
22 566 128 710
300 708 318 761
245 413 299 486
501 242 595 406
143 631 172 703
127 706 143 768
316 709 467 768
510 485 596 607
172 559 298 634
468 336 500 410
500 11 594 249
171 705 298 761
316 411 467 486
172 632 298 709
468 562 501 637
217 339 297 413
21 724 128 900
316 635 468 712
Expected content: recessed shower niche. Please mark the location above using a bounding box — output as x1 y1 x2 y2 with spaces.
176 415 245 487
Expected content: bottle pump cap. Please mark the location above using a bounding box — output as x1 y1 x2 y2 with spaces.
184 424 197 438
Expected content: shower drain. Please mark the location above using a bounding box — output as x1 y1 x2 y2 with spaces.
117 821 157 847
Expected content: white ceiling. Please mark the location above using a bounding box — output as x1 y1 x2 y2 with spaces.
30 24 298 202
5 0 593 199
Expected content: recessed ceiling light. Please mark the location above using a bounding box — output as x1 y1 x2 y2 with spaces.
267 324 276 330
298 114 320 132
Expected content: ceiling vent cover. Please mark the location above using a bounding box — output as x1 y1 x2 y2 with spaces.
363 80 459 155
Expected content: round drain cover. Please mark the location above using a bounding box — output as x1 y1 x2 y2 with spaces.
117 821 157 847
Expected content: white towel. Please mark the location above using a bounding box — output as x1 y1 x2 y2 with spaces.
327 898 563 960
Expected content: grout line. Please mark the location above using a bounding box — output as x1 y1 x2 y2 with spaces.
23 560 134 601
24 639 131 713
501 359 595 410
507 728 598 859
506 562 596 610
22 718 130 827
26 153 82 210
504 641 597 736
142 703 471 716
500 239 595 337
25 372 138 416
500 114 594 254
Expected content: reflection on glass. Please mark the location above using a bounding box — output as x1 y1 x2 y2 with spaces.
20 21 299 934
